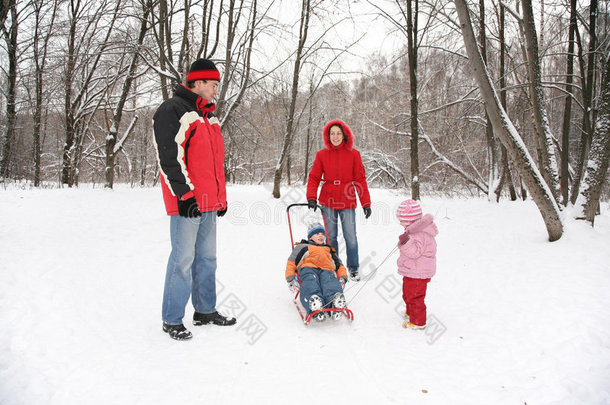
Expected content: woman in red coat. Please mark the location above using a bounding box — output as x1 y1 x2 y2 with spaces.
306 120 371 281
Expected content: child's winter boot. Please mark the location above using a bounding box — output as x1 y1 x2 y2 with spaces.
403 321 425 330
309 295 325 322
331 292 346 320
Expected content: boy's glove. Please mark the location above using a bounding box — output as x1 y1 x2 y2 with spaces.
398 231 410 245
339 276 347 289
307 200 318 211
177 197 201 218
363 206 372 219
286 276 300 293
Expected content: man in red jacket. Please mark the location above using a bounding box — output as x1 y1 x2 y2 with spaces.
153 59 235 340
307 120 372 282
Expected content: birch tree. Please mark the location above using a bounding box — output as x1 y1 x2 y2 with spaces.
454 0 563 241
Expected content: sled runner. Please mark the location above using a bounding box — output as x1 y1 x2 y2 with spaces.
286 202 354 325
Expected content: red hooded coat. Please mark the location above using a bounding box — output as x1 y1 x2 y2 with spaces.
306 120 371 210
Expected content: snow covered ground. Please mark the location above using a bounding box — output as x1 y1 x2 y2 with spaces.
1 184 609 405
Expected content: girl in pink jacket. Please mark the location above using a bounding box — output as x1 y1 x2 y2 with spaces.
396 199 438 329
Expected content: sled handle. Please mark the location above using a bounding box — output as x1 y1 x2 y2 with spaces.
286 202 329 249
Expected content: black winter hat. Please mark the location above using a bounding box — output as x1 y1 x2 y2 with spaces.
187 59 220 82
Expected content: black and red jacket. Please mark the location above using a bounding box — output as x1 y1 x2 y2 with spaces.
153 84 226 215
307 120 371 210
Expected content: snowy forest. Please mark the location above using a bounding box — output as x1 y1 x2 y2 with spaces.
1 0 609 234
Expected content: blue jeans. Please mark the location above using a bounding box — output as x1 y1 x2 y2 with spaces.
162 212 217 325
320 206 359 273
299 267 343 313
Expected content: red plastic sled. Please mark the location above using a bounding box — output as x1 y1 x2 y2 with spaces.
286 202 354 325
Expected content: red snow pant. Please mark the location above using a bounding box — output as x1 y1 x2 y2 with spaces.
402 277 430 326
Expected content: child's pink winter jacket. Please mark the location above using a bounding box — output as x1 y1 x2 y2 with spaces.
397 214 438 279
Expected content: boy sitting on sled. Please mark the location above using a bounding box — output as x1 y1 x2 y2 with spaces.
285 223 348 321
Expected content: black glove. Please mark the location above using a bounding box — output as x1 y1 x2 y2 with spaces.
177 197 201 218
217 203 228 217
363 206 372 219
308 200 318 211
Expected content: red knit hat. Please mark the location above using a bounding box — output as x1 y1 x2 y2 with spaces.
186 59 220 82
396 199 422 227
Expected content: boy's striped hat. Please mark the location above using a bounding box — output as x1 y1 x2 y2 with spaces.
307 223 325 239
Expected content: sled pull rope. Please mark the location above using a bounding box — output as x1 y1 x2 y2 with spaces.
344 244 399 306
343 203 447 304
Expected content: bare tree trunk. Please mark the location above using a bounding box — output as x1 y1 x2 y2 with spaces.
61 0 120 186
0 0 17 179
32 0 58 187
521 0 561 201
560 0 577 205
196 0 221 58
272 0 310 199
495 2 516 201
104 2 151 188
154 0 170 100
0 0 10 27
303 80 314 185
454 0 563 241
216 0 238 116
287 154 291 185
570 0 597 204
407 0 419 200
479 0 498 202
151 0 193 98
217 0 258 125
576 54 610 224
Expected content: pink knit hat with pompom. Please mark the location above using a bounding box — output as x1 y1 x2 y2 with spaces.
396 199 422 227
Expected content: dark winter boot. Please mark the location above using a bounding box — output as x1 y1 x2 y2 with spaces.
162 322 193 340
193 311 236 326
